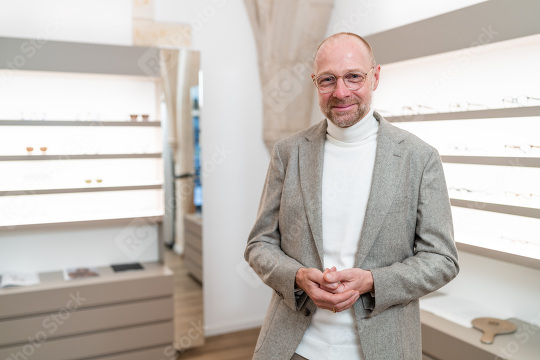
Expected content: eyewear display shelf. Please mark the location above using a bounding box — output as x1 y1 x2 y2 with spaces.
0 37 173 359
0 119 162 219
365 1 540 359
386 105 540 271
385 90 540 360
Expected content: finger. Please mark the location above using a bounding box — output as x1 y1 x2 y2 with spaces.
322 271 340 286
320 284 344 293
334 291 360 312
315 289 357 309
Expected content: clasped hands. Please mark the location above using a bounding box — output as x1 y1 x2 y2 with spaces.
295 266 374 313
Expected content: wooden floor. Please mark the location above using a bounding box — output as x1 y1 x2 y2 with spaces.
177 327 260 360
164 247 260 359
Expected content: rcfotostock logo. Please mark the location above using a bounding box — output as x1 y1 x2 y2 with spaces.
137 47 166 77
263 69 303 113
114 217 158 260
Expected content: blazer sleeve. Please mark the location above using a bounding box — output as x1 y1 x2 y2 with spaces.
244 143 307 311
367 149 459 316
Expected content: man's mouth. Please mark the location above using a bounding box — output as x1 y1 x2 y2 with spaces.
332 103 356 112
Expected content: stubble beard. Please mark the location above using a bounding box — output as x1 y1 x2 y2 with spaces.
323 99 370 128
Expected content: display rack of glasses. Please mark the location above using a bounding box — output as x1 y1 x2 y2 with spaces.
0 52 164 229
0 37 175 359
0 116 164 228
375 33 540 270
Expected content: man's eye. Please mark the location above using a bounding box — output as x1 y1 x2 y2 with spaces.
318 76 335 85
346 73 364 82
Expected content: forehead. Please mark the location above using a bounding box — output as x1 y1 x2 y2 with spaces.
314 36 371 75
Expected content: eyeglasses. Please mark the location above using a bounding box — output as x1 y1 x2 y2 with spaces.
448 101 488 112
401 104 438 115
505 191 540 201
501 95 540 107
504 144 540 154
312 67 374 93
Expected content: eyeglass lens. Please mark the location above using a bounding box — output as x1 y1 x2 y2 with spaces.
316 72 367 92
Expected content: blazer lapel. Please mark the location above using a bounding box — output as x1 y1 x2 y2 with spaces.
355 115 405 267
298 121 327 269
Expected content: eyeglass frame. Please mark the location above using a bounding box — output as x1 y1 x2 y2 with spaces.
311 67 375 94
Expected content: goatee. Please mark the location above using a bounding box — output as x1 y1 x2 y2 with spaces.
324 100 368 128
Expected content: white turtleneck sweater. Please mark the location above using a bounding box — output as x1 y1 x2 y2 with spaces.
295 110 379 360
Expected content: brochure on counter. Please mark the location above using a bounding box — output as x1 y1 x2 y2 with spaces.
0 272 40 288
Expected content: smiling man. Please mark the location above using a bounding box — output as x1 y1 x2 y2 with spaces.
245 32 459 360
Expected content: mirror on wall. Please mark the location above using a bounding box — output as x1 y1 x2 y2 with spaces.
160 48 205 351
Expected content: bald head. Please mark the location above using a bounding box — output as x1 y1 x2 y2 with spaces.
313 32 376 74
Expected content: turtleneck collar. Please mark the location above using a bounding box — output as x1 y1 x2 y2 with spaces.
326 109 378 144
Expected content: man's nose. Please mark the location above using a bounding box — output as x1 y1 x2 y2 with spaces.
332 77 352 98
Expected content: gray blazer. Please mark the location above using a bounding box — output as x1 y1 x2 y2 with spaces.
245 113 459 360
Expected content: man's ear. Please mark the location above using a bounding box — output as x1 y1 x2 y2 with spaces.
372 65 381 91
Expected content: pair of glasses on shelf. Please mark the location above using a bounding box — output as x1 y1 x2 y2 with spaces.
446 143 486 154
448 102 488 112
505 191 540 201
448 187 489 196
500 236 540 247
399 101 488 115
400 104 438 115
504 144 540 154
501 95 540 107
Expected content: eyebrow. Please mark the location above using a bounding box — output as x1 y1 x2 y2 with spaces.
315 68 367 76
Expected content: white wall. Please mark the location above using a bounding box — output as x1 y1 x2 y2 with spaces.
155 0 272 336
326 0 487 37
0 0 132 45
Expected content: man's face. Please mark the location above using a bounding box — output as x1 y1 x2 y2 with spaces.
313 37 380 128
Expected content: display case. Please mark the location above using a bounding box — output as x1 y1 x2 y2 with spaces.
372 33 540 271
0 70 163 229
0 38 174 359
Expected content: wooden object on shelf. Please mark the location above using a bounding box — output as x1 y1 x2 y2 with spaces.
471 317 517 344
184 213 202 283
0 262 174 360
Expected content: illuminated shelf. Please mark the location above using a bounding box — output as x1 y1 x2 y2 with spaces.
440 156 540 168
0 184 162 196
0 214 164 231
0 153 162 161
455 242 540 272
450 198 540 219
0 120 161 127
385 106 540 123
